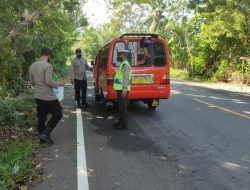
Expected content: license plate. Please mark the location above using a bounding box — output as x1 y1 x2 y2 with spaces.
132 74 154 84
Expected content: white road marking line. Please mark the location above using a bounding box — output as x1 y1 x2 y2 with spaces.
76 108 89 190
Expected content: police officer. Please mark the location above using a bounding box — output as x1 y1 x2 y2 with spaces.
29 47 63 145
70 48 91 108
113 50 132 130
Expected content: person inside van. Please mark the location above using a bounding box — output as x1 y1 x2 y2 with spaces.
137 40 151 66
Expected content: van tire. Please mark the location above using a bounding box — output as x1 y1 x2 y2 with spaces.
147 99 159 110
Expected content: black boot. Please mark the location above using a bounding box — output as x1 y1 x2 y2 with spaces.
40 127 54 145
76 102 82 108
114 124 128 130
113 119 121 127
82 101 90 108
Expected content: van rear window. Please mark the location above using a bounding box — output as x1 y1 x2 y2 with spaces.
112 40 166 67
112 41 126 67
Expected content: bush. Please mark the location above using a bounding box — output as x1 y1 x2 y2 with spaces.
213 61 233 82
0 94 40 190
0 140 40 190
170 67 189 80
231 71 242 84
0 95 36 128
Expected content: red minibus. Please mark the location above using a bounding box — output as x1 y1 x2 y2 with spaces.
91 33 170 109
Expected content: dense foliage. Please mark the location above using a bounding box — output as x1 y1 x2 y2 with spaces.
0 0 88 96
80 0 249 84
0 1 87 189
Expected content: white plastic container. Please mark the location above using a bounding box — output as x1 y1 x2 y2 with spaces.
53 87 64 101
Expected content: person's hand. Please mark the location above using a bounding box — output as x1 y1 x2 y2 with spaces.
59 81 64 86
121 90 127 98
137 59 145 65
70 79 74 85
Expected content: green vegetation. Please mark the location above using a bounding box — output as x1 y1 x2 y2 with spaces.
0 94 40 190
0 1 87 189
0 0 88 96
0 140 39 190
0 0 249 188
77 0 250 84
170 68 189 80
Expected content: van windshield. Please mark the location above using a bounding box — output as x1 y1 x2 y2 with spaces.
112 40 166 67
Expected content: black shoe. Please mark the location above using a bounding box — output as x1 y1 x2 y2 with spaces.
113 121 121 127
82 102 90 108
40 128 54 145
76 103 82 108
40 139 54 144
114 125 128 130
39 139 46 144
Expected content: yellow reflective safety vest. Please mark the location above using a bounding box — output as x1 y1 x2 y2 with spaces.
113 60 132 91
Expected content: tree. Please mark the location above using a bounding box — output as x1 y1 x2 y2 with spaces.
0 0 88 96
187 0 250 80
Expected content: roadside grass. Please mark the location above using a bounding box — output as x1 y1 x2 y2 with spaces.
0 93 41 190
0 140 41 190
170 68 216 83
170 68 189 80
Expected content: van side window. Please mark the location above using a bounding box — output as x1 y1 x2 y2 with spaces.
112 42 126 67
153 42 166 67
100 44 109 69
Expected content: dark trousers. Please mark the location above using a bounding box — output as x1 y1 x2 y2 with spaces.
117 90 129 128
74 79 87 104
35 98 62 134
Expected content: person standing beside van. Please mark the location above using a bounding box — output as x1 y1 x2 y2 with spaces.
113 50 132 130
29 47 63 145
70 48 91 108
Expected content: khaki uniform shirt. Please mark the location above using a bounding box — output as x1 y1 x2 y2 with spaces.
29 60 59 100
70 57 90 80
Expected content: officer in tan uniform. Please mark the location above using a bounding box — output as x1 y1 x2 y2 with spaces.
70 48 92 108
29 47 63 145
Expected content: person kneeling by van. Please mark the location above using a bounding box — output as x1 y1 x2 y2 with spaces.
113 50 132 130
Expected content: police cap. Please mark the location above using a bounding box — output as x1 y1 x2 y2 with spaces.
118 50 130 55
75 48 82 54
41 47 52 56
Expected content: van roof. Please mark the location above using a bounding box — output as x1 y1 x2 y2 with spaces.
119 33 159 39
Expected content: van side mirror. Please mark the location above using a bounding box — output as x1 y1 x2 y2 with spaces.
91 60 95 65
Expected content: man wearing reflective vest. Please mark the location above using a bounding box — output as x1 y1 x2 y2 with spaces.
113 50 132 130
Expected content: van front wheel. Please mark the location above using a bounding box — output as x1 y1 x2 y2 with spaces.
147 99 159 110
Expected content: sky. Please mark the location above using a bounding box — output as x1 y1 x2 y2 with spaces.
82 0 110 27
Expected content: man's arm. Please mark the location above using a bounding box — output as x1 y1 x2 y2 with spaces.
84 58 93 71
45 65 59 88
70 60 75 83
29 67 35 86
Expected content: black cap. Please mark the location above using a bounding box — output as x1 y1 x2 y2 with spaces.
41 47 52 56
75 48 82 54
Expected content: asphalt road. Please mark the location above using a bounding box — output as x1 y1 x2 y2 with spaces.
33 72 250 190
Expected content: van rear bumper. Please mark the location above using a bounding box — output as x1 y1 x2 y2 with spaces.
106 85 170 100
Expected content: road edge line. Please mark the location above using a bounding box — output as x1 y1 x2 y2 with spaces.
76 108 90 190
